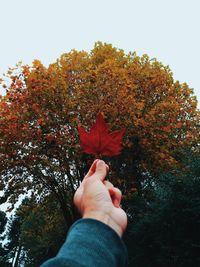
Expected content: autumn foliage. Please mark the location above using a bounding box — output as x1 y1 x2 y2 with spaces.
0 42 199 224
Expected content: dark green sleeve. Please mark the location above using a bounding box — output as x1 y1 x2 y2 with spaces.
41 218 128 267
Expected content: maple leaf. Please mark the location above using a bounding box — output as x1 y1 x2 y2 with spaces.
78 113 126 157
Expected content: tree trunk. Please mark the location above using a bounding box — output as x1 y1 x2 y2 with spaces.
13 245 22 267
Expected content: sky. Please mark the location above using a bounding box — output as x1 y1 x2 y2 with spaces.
0 0 200 106
0 0 200 212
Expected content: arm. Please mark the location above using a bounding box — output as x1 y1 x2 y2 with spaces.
41 159 128 267
41 218 127 267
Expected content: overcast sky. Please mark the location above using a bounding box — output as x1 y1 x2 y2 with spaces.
0 0 200 212
0 0 200 106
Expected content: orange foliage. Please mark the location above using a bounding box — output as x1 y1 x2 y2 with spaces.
0 42 199 216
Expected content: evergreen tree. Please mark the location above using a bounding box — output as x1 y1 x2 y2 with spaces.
125 153 200 267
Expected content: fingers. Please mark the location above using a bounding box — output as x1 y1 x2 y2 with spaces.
73 187 81 208
84 159 109 180
84 159 99 179
95 160 108 181
103 180 114 188
84 160 108 182
109 187 122 208
104 181 122 208
114 188 122 208
105 164 109 173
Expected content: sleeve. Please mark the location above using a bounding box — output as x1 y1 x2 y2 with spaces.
40 218 128 267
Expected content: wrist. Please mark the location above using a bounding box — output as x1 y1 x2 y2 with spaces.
83 210 123 237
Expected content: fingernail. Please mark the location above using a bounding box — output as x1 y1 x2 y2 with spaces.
97 160 104 167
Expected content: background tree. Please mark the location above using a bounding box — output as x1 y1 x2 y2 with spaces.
5 215 23 267
0 211 11 266
0 211 7 234
0 42 199 227
20 196 66 266
125 153 200 267
3 195 66 267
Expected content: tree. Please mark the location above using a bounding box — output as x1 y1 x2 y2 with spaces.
125 153 200 267
0 211 11 267
0 211 7 234
4 195 67 267
5 215 23 267
0 42 199 226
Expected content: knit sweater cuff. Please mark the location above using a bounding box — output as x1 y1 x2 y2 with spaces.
41 218 128 267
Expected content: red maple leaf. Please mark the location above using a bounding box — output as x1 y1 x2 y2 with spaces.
78 113 125 157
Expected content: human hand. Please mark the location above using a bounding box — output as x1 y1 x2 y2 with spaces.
74 159 127 237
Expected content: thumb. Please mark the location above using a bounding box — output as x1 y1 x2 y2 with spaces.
94 160 107 181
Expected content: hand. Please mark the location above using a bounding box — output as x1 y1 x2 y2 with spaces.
74 159 127 237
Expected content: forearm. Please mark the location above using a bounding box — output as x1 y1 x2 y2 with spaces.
41 219 128 267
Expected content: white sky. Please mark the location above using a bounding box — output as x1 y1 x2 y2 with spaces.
0 0 200 107
0 0 200 213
